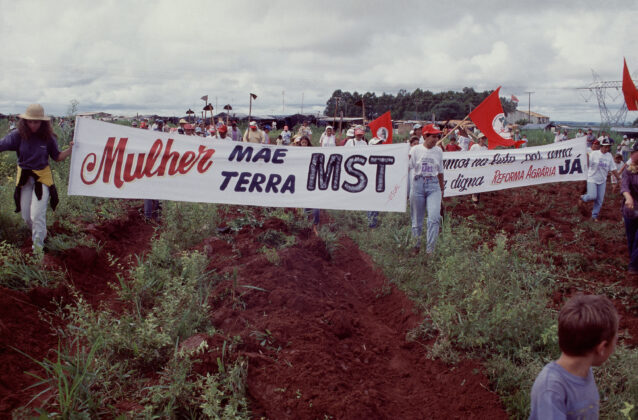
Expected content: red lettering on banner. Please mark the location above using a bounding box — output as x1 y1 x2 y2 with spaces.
80 137 215 188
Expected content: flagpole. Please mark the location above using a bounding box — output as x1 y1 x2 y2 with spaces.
249 94 252 122
437 115 471 147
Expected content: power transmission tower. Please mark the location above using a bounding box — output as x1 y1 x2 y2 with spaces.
576 69 627 126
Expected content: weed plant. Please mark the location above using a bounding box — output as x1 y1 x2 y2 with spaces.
0 240 65 290
341 209 638 419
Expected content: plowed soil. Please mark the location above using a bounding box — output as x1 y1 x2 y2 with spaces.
1 179 636 419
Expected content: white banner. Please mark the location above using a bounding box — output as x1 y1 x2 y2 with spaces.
68 118 409 212
442 137 588 196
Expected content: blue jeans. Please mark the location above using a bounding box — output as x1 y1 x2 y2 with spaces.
624 213 638 271
367 211 379 228
144 199 161 221
410 177 442 253
581 182 606 219
304 208 320 225
623 150 630 162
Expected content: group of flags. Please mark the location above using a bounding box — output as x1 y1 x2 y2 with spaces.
366 58 638 150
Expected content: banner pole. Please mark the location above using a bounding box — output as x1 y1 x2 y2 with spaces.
437 115 470 147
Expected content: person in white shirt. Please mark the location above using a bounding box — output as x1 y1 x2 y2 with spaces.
580 138 620 220
620 135 632 162
470 133 488 151
344 128 368 147
470 134 488 204
520 134 529 148
320 126 336 147
457 127 471 151
611 152 626 191
281 125 292 145
409 124 444 254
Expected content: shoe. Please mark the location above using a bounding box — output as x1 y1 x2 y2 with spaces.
410 246 420 256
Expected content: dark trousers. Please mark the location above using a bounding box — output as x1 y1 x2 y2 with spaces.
144 199 161 221
624 215 638 270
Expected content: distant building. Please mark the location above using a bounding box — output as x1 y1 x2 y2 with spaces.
506 110 550 125
76 112 113 120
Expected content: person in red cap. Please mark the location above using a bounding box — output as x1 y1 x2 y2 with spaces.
216 124 229 140
344 126 367 147
409 124 444 255
243 121 264 143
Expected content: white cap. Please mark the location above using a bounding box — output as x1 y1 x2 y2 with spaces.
346 128 355 137
624 134 628 138
249 121 257 127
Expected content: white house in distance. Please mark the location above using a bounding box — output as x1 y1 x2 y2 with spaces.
506 110 550 125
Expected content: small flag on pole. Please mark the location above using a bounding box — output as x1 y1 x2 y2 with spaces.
511 94 519 103
469 87 525 149
201 95 208 102
368 111 393 144
250 93 258 100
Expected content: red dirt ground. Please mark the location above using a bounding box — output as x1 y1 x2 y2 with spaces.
194 217 507 419
0 206 155 417
1 179 636 418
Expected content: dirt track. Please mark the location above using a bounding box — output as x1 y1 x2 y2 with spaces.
1 180 637 418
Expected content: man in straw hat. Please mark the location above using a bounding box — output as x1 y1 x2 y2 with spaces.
0 104 73 252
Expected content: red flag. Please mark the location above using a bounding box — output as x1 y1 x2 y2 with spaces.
368 111 393 144
623 58 638 111
469 87 524 149
511 94 519 103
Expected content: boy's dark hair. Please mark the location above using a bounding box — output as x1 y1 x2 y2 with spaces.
558 294 618 356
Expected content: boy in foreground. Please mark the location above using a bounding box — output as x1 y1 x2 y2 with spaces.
530 294 618 419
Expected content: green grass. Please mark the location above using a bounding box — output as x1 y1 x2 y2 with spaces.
337 209 638 419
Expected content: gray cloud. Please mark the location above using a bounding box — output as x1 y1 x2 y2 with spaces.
1 0 637 122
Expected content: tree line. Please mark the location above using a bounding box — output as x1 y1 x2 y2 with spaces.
324 87 518 121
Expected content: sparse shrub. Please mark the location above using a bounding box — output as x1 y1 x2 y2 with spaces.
0 240 64 290
259 246 281 265
257 229 296 249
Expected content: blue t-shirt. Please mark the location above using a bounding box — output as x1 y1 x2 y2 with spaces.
530 362 599 420
0 130 60 170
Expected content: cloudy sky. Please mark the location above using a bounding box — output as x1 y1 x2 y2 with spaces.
1 0 637 123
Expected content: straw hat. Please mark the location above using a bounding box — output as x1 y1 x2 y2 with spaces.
20 104 50 121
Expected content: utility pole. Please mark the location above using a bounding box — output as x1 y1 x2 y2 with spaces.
282 90 285 113
525 91 535 123
301 93 304 114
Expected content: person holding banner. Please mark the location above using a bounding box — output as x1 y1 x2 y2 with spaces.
580 138 620 221
144 123 166 221
470 134 488 204
299 135 320 234
0 104 73 252
409 124 444 255
621 143 638 275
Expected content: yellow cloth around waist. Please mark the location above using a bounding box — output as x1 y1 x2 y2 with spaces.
16 165 54 187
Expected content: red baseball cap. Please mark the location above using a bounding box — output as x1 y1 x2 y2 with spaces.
422 124 442 136
218 125 228 133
